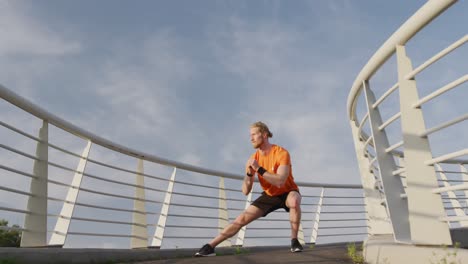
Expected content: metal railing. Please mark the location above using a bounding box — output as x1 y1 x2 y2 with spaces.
348 0 466 246
0 84 365 249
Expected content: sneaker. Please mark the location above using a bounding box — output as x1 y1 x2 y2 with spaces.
195 244 216 257
291 238 303 252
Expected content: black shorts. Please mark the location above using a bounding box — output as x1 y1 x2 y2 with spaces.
251 190 299 217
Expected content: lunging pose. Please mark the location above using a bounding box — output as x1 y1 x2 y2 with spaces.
195 121 303 257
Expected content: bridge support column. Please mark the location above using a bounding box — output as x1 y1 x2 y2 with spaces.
396 45 452 245
21 121 48 247
363 81 411 243
350 121 393 236
151 167 176 248
131 159 148 248
49 140 92 247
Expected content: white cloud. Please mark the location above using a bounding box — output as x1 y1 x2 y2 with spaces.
209 16 360 184
0 1 80 56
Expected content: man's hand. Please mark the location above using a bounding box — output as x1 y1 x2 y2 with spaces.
248 158 260 172
245 159 256 175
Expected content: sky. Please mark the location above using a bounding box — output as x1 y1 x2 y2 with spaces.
0 0 466 249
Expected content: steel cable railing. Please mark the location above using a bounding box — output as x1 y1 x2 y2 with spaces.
0 89 366 249
348 0 466 251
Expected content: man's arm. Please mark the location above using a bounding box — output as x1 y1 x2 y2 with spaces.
248 159 289 188
261 165 289 188
242 162 255 195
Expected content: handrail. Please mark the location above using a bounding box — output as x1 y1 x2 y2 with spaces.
347 0 457 120
0 84 243 180
0 84 361 189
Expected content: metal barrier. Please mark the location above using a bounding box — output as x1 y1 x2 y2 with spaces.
0 84 364 249
348 0 466 247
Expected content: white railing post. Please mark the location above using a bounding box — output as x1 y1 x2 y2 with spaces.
462 164 468 214
235 191 252 247
21 121 48 247
218 177 231 247
363 82 411 243
151 167 176 248
350 121 393 235
310 188 324 244
396 45 452 245
49 140 92 247
131 159 148 248
436 164 468 227
298 223 305 246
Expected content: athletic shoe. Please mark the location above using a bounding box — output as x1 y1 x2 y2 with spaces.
194 244 216 257
291 238 303 252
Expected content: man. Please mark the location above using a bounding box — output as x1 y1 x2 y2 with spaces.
195 121 303 257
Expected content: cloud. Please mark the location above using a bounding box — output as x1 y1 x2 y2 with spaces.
209 15 361 184
0 1 80 57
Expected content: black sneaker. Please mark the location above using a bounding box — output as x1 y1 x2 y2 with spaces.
291 238 303 252
195 244 216 257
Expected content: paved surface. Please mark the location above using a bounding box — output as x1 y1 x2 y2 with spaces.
0 243 357 264
127 244 354 264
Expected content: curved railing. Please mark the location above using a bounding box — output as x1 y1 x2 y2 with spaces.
0 84 364 249
348 0 466 249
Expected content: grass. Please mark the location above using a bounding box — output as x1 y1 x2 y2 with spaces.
347 243 365 264
0 259 20 264
429 242 462 264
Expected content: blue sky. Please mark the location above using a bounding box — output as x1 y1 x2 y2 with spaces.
0 0 466 248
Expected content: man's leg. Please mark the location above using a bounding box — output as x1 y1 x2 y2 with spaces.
209 204 264 247
286 191 302 239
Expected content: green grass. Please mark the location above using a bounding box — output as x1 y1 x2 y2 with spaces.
347 243 364 264
0 258 20 264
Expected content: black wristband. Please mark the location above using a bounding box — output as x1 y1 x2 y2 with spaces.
257 166 267 176
246 172 253 177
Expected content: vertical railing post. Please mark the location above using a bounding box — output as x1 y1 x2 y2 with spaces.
436 164 468 227
396 45 452 245
363 81 411 243
218 177 231 247
21 121 48 247
350 120 393 235
49 140 92 247
462 164 468 214
151 167 176 248
131 159 148 248
298 223 305 246
309 188 324 245
235 191 252 247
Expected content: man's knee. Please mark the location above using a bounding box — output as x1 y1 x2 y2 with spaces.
233 214 249 227
287 193 301 209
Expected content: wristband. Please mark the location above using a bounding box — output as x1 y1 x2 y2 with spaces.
246 172 254 177
257 166 267 176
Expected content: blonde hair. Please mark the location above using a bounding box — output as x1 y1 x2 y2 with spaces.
251 121 273 138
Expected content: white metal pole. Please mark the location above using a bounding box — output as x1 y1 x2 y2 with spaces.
350 121 393 235
21 121 48 247
436 164 468 227
235 191 252 247
396 45 452 245
131 159 149 248
363 82 411 243
218 177 231 247
462 165 468 215
151 167 176 248
310 188 324 244
49 140 92 247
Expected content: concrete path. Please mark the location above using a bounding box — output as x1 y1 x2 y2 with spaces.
130 244 354 264
0 243 356 264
